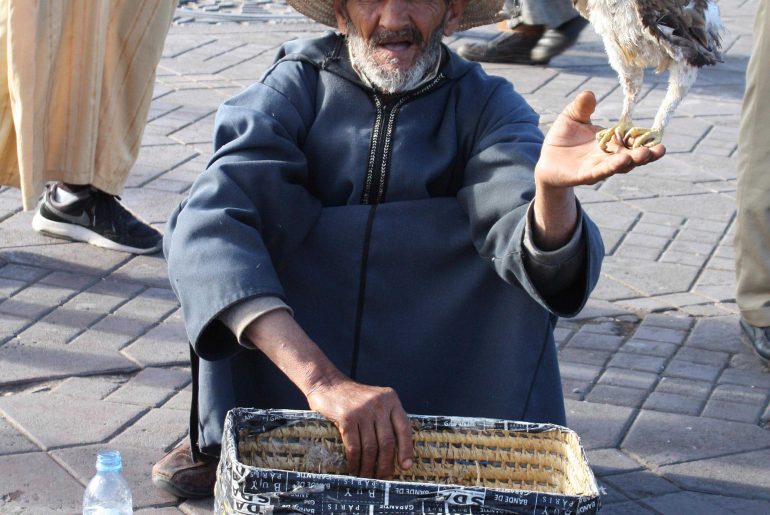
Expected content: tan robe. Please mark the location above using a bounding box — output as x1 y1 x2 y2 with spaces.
736 0 770 326
0 0 175 210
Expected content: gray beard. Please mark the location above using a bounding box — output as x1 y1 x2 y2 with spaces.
345 19 445 94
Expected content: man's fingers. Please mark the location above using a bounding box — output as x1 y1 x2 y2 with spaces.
391 408 414 471
340 421 361 477
374 413 397 479
358 420 378 478
562 90 597 125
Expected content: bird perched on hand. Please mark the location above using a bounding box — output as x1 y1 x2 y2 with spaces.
572 0 724 151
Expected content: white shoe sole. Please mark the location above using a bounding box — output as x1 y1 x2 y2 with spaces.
32 210 162 255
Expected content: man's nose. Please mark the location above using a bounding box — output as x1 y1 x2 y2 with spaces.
378 0 410 30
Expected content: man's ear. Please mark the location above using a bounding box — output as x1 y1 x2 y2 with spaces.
443 0 469 36
333 0 348 34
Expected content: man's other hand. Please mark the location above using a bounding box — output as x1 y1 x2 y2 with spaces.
306 378 414 479
535 90 666 189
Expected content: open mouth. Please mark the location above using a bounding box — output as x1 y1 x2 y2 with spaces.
380 41 414 53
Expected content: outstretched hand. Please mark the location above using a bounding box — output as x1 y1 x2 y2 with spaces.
535 91 666 188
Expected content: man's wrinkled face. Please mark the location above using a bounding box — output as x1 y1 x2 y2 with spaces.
334 0 464 93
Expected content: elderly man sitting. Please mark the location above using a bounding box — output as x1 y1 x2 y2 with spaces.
152 0 664 499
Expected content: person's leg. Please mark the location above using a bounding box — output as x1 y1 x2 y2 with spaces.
457 0 587 64
735 0 770 365
0 0 21 191
7 0 174 253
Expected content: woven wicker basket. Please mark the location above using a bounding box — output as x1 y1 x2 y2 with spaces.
215 408 601 514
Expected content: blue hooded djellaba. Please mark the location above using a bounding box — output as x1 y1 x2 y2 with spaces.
164 32 605 457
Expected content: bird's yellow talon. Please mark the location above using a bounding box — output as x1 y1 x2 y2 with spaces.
624 127 663 148
596 123 632 152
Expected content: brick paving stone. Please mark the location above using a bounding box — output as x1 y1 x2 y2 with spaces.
52 375 125 400
565 330 625 352
663 359 722 382
701 398 763 423
0 262 49 282
686 316 744 353
62 289 130 314
642 491 770 514
709 383 768 404
558 361 604 382
585 449 644 477
16 307 104 346
643 392 704 416
718 367 770 388
563 379 590 400
89 278 147 298
598 368 659 391
52 443 180 510
607 352 667 373
0 342 138 386
0 296 55 320
630 325 688 344
113 288 178 322
558 348 612 367
654 376 712 397
161 385 192 411
106 367 190 407
0 452 84 513
0 392 146 449
622 410 770 467
88 314 158 342
658 449 770 502
621 338 680 359
39 270 101 290
614 244 661 261
589 277 644 301
0 277 26 299
122 323 191 367
659 249 710 269
0 414 37 455
68 328 144 353
602 470 681 500
565 400 635 450
2 240 130 276
673 346 731 367
585 384 649 408
110 407 188 450
632 222 678 239
620 233 670 249
601 258 700 297
110 255 173 289
0 312 28 344
681 301 739 317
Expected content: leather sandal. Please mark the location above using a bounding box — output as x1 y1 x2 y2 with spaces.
151 439 218 499
457 28 543 64
530 16 589 64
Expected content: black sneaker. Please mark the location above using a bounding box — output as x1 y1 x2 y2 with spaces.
32 184 162 255
739 318 770 368
456 30 542 64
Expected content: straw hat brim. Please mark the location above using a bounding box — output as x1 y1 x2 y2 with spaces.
286 0 506 32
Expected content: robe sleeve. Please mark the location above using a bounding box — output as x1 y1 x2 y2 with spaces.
164 60 322 361
457 80 604 317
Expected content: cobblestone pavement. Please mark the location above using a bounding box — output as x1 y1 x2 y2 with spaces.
1 1 769 513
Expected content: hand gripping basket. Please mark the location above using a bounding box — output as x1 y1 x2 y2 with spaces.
215 408 601 514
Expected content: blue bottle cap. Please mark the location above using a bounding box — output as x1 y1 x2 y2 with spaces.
96 449 123 472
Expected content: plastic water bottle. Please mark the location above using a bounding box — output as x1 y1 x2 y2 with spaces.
82 449 133 514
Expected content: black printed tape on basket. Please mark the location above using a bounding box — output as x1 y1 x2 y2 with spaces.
216 408 602 515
